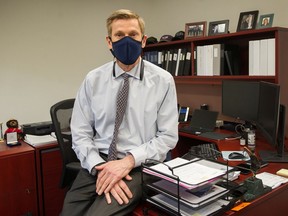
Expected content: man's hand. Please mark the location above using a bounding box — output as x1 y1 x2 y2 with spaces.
104 179 133 205
95 154 135 204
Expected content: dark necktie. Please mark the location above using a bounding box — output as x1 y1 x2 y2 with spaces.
108 73 129 161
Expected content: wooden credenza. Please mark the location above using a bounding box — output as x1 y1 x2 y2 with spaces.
34 142 66 216
0 140 66 216
0 141 38 215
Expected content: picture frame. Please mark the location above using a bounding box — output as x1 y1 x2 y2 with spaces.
185 21 207 39
208 20 229 36
257 13 274 29
237 10 259 32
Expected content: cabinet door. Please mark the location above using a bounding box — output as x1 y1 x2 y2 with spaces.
41 148 66 216
0 152 38 215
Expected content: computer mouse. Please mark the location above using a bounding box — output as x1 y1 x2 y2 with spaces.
228 152 246 159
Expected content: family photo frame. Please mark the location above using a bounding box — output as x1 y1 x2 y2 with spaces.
237 10 259 32
208 20 229 36
258 13 274 29
185 21 207 39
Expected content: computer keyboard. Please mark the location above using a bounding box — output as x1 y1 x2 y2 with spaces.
183 143 222 160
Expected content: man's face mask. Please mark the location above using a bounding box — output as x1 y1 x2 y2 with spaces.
110 36 142 65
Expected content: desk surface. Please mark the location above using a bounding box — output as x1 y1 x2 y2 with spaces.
0 140 34 157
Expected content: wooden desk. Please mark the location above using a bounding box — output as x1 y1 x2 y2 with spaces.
0 140 66 216
0 141 38 215
33 142 66 216
133 130 288 216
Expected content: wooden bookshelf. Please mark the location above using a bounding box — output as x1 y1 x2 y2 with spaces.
143 27 288 136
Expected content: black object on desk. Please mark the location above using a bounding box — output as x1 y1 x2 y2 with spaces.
179 109 218 135
183 143 222 160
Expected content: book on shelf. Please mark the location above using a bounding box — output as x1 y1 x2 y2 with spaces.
182 47 191 76
169 49 178 76
174 48 182 76
249 40 260 75
157 50 163 68
267 38 276 76
212 44 224 76
177 48 187 76
249 38 275 76
260 39 269 75
205 45 214 76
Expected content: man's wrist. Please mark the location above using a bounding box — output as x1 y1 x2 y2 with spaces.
91 162 105 176
126 153 135 169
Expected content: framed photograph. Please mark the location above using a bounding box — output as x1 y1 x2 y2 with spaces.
237 10 259 32
257 13 274 29
185 21 207 39
208 20 229 36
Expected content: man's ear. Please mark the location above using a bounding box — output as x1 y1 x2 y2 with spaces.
141 35 148 48
106 36 113 49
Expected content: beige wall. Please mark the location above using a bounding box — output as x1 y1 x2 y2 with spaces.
0 0 287 128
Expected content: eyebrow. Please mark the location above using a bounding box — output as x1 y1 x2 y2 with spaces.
113 29 140 35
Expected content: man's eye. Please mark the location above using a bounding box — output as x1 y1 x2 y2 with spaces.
129 33 138 38
115 34 124 38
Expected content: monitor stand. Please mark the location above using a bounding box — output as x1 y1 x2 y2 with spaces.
259 150 288 163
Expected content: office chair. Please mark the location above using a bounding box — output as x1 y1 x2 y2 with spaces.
50 98 81 188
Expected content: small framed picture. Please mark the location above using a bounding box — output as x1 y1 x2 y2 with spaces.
208 20 229 36
237 10 259 32
185 21 207 39
257 13 274 29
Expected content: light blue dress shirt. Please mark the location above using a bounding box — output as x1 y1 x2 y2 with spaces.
71 59 179 172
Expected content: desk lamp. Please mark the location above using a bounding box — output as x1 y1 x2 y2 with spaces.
242 147 271 201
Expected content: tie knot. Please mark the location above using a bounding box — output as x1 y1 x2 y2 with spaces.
122 73 129 80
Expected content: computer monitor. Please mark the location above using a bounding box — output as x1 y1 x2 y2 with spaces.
222 80 259 126
257 81 288 162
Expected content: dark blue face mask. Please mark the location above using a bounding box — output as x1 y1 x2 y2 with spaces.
110 36 142 65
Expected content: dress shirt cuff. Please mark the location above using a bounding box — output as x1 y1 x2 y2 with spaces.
86 151 106 174
128 148 146 168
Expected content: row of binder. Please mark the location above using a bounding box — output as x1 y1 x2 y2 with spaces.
144 39 276 77
143 48 192 76
195 44 240 76
249 38 275 76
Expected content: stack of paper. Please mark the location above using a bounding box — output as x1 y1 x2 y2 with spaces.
143 157 227 190
256 172 288 189
25 134 57 146
148 194 229 216
149 180 228 208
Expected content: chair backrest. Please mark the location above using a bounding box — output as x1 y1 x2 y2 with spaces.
50 98 79 166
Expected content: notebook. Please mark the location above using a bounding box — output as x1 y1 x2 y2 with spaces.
179 109 218 135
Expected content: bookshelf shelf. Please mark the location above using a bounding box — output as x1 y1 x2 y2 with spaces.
143 27 288 85
143 27 288 136
174 75 276 85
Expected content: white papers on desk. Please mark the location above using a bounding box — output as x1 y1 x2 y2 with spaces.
256 172 288 189
25 134 57 146
143 157 227 189
150 180 228 208
148 194 229 216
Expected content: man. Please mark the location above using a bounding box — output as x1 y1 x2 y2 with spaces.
61 9 179 216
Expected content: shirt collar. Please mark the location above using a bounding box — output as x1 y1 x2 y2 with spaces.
113 59 143 80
